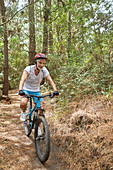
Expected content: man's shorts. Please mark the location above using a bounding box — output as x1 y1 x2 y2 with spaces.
23 90 43 108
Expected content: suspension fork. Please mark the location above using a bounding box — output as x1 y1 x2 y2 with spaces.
29 97 32 121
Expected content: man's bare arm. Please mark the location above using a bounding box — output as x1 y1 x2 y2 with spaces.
46 74 57 92
19 71 28 90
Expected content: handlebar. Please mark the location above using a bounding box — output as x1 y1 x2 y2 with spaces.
25 93 55 99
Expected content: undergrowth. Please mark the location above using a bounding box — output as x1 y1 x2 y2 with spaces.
45 54 113 113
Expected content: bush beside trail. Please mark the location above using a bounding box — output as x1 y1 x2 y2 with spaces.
46 95 113 169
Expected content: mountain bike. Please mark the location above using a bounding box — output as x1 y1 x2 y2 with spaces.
24 93 54 164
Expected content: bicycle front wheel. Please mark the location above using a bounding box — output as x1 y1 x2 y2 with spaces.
34 116 50 163
24 115 32 137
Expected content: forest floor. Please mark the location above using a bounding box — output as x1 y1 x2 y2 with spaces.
0 89 113 170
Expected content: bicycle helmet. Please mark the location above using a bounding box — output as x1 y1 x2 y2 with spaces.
35 53 47 71
34 53 47 61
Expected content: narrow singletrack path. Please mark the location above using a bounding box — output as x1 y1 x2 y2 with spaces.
0 90 62 170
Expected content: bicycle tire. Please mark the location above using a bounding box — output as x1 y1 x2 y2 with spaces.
34 116 50 163
24 102 33 137
24 115 32 137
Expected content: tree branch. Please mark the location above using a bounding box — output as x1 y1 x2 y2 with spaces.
0 0 39 26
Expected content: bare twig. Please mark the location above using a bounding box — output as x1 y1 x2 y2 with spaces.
0 0 39 26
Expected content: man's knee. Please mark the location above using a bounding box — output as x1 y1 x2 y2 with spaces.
20 98 28 108
40 101 45 110
20 101 27 107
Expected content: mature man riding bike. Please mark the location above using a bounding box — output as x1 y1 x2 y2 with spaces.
18 53 59 121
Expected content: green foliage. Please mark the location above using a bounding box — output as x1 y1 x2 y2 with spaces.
46 53 67 77
46 52 113 107
7 36 28 88
0 0 112 101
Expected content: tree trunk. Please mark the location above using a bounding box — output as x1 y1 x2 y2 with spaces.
49 25 53 54
67 11 71 58
28 0 36 65
42 0 49 54
48 0 53 54
0 0 9 95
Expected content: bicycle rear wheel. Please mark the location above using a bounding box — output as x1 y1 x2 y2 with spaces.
34 116 50 163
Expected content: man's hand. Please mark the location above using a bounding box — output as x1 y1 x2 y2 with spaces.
53 91 59 96
18 90 25 96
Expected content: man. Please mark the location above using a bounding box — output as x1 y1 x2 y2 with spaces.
18 53 59 121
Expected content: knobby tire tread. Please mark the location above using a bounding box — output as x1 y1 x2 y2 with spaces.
34 116 50 163
24 115 32 137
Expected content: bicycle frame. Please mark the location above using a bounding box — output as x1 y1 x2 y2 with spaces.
24 93 53 130
25 97 41 130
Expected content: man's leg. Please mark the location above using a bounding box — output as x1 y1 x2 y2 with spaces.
20 97 28 121
32 92 45 111
20 97 28 112
40 101 45 110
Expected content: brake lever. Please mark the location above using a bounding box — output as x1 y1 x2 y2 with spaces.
49 93 54 98
25 94 30 98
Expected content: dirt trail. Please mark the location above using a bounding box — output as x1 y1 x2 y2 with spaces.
0 90 113 170
0 90 62 170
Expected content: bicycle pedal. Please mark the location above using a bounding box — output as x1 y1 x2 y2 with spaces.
36 136 44 140
26 119 29 120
